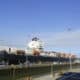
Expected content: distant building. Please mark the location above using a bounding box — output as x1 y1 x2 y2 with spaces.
27 37 43 55
0 46 18 54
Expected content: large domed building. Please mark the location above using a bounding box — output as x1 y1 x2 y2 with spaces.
27 37 43 55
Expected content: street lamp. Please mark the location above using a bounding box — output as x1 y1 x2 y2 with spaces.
69 54 72 71
51 63 53 77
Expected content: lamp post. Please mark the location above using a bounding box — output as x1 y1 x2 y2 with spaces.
67 27 72 71
51 63 53 77
69 54 72 71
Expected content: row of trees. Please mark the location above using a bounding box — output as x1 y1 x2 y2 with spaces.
0 50 26 65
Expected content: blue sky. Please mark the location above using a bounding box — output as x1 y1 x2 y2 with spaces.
0 0 80 56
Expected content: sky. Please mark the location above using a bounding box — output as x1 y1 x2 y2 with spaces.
0 0 80 56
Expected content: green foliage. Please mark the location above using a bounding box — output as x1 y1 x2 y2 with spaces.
0 64 80 80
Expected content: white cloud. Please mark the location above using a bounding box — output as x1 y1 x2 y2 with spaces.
40 30 80 49
38 30 80 56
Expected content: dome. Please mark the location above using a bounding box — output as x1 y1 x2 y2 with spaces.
27 37 43 54
28 41 41 49
32 37 39 41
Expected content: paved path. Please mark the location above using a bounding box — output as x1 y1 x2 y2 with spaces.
33 75 55 80
16 68 80 80
70 68 80 72
33 68 80 80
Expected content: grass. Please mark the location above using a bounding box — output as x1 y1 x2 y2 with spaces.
0 64 80 80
